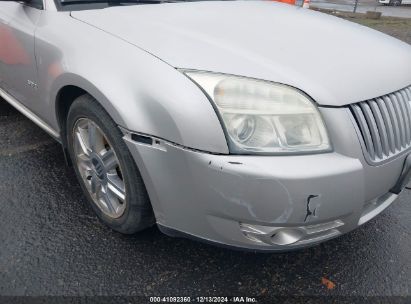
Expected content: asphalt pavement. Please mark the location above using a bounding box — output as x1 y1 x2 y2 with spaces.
311 0 411 18
0 99 410 300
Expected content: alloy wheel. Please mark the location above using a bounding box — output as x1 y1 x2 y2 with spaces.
73 118 126 219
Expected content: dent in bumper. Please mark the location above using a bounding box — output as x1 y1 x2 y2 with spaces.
123 133 397 251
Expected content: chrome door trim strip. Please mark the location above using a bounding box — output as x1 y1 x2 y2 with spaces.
0 87 60 140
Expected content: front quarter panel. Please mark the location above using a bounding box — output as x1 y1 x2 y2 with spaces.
34 12 229 154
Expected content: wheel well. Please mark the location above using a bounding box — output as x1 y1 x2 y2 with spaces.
56 85 87 143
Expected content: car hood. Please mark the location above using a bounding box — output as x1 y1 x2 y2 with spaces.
71 1 411 106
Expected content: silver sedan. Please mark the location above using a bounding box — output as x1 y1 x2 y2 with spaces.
0 0 411 251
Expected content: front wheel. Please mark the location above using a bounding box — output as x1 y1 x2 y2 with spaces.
67 94 155 234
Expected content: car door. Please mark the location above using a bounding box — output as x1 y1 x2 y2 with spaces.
0 0 42 110
0 2 15 87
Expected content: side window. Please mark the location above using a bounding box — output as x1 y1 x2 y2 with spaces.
25 0 44 10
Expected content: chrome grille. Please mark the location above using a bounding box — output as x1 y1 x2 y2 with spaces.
350 86 411 163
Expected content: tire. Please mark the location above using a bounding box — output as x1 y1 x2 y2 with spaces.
66 94 155 234
390 0 401 5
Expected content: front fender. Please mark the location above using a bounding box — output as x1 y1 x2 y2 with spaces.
36 12 229 154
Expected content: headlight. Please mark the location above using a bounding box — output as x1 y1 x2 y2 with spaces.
183 71 331 154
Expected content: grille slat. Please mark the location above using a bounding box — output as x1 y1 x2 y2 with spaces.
360 102 383 159
397 93 410 145
402 91 411 140
351 104 376 160
376 98 396 154
369 100 390 156
350 85 411 163
384 96 402 151
398 92 411 144
405 88 411 101
392 95 406 148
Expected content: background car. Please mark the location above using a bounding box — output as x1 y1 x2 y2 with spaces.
379 0 411 6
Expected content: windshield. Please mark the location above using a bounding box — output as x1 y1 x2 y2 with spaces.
59 0 232 11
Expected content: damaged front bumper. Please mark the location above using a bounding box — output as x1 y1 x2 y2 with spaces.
122 126 403 251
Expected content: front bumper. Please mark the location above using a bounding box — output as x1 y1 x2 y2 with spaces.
122 107 405 251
